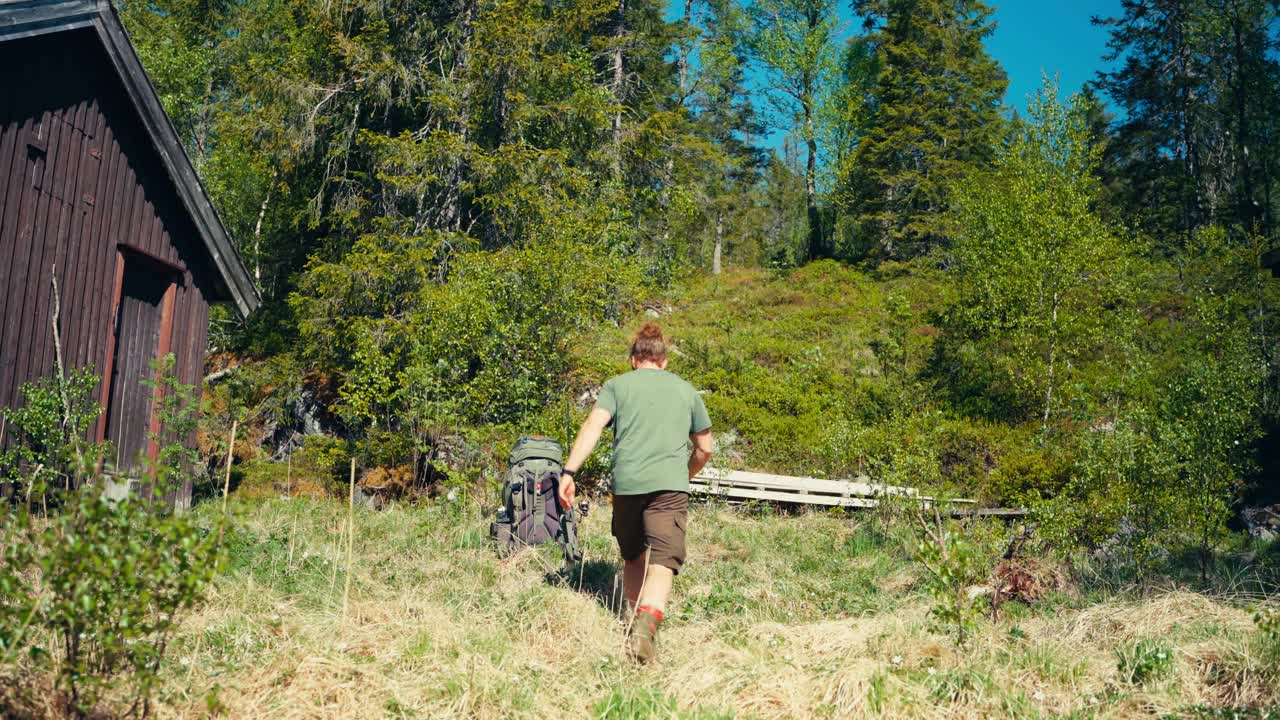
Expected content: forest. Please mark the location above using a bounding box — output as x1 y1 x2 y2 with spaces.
3 0 1280 717
120 0 1280 557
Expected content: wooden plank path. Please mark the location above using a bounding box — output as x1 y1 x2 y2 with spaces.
690 468 1025 517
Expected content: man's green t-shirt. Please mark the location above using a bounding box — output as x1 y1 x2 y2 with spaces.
594 368 712 495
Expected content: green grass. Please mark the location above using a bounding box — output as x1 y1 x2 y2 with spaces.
89 494 1273 719
123 264 1278 718
9 266 1278 718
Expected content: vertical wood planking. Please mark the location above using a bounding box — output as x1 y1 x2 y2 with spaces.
70 99 107 373
84 122 122 372
0 54 27 411
146 280 177 467
10 104 59 404
1 32 223 489
0 107 43 410
96 250 125 444
40 102 83 384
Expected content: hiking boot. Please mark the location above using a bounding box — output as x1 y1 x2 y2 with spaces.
628 606 662 664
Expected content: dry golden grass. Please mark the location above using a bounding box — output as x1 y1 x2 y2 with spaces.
125 495 1280 719
41 495 1279 719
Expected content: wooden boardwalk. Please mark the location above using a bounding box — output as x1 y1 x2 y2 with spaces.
690 468 1024 517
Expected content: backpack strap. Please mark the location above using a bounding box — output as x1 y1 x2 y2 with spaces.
531 471 542 527
557 506 582 564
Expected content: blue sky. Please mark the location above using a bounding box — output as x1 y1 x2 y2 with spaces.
986 0 1121 111
667 1 1123 150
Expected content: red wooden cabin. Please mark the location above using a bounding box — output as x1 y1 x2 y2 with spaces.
0 0 259 505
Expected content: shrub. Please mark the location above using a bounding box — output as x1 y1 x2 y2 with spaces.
0 368 222 718
0 486 221 718
144 355 205 500
1036 412 1181 574
291 231 642 470
0 368 105 505
1257 606 1280 670
912 509 996 644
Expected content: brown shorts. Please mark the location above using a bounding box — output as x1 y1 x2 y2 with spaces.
611 490 688 575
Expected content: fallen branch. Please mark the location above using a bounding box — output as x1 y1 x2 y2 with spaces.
1002 522 1039 561
50 265 85 473
203 365 241 385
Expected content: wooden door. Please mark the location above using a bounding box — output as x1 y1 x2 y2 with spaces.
101 249 176 470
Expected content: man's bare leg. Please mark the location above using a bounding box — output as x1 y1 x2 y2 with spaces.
625 555 673 664
637 564 673 612
622 557 647 611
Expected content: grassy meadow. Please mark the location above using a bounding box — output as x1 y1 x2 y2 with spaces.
156 265 1278 718
3 266 1278 719
132 490 1278 719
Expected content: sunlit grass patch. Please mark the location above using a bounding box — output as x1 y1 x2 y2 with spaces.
26 495 1253 719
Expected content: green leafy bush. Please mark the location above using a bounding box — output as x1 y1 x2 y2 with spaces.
1257 606 1280 670
0 368 106 504
0 486 221 718
144 355 205 500
913 511 995 644
0 368 223 717
292 230 642 473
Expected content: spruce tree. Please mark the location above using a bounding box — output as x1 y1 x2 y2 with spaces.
841 0 1007 260
1094 0 1280 246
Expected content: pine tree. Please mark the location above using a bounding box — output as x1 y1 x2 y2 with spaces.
1094 0 1280 246
841 0 1008 260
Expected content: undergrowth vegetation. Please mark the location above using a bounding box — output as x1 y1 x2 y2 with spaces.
15 494 1269 719
0 365 224 719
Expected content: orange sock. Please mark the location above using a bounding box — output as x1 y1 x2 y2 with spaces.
636 605 663 623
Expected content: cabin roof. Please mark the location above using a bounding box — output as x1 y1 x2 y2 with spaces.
0 0 260 316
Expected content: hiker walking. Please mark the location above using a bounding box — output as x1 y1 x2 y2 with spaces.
557 323 713 663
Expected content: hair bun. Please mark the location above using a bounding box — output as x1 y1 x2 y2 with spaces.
630 322 668 362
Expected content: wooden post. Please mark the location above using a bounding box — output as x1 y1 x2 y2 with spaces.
342 457 356 621
285 451 296 571
215 420 238 546
221 420 237 514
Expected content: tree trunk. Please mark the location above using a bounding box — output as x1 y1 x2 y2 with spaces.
1230 9 1258 233
660 0 692 259
804 102 822 260
678 0 693 98
251 170 277 289
612 0 626 177
713 209 723 275
1043 293 1059 429
442 0 476 234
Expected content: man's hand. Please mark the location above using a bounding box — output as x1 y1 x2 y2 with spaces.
557 473 576 509
559 407 611 510
688 428 713 479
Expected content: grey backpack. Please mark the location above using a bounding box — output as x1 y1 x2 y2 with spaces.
490 435 583 563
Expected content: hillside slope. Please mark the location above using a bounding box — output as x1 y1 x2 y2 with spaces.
144 497 1276 719
164 262 1277 717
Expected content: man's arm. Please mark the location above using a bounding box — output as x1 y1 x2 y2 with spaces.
558 407 612 509
688 429 713 480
